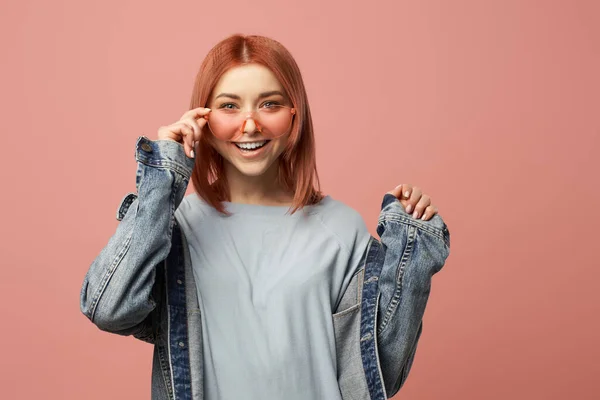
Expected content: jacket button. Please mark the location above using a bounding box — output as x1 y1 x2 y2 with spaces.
141 143 153 153
178 342 185 348
360 333 373 342
176 279 183 285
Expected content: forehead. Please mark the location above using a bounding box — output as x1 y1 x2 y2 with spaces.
213 63 283 95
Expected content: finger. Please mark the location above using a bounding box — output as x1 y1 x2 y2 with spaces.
183 114 208 147
175 122 194 158
404 187 422 214
167 121 189 143
387 185 402 198
412 194 431 219
181 117 205 143
387 183 412 200
401 184 412 200
194 116 208 139
181 107 211 121
421 204 438 221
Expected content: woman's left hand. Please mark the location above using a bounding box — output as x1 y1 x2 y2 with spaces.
387 184 438 221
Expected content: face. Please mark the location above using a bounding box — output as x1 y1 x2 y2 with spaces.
206 63 294 179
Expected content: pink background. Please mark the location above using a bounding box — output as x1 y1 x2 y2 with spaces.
1 0 599 398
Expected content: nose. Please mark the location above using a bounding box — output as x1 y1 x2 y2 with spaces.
240 115 262 134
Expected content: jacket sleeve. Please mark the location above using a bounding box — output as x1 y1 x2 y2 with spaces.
375 193 451 396
79 136 195 343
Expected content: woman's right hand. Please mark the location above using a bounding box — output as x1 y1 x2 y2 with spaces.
157 107 211 158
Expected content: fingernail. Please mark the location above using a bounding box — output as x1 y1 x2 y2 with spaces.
406 204 412 213
421 213 427 220
405 191 410 198
413 211 418 219
190 150 195 158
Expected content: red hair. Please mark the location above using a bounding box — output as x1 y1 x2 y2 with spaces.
189 34 324 215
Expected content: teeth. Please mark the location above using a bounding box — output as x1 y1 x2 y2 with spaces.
235 140 268 150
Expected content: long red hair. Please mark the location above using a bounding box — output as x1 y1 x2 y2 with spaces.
189 34 324 215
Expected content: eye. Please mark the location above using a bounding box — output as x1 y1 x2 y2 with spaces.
261 100 281 109
219 103 238 110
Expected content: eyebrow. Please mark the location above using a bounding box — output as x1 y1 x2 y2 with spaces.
214 90 285 100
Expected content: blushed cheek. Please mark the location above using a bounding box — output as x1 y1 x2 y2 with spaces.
273 134 290 154
269 141 286 161
210 140 232 162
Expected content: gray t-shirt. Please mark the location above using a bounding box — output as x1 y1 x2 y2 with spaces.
174 193 371 399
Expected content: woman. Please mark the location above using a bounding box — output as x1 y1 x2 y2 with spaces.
80 34 451 400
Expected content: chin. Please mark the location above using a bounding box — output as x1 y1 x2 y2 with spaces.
232 161 273 177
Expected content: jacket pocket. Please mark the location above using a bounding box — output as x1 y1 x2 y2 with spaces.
333 266 364 316
333 276 370 400
116 192 138 221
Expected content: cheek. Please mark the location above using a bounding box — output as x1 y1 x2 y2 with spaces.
272 135 290 153
207 136 229 154
277 136 288 157
268 141 286 160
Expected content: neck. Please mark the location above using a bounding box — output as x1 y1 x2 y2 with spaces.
224 161 294 206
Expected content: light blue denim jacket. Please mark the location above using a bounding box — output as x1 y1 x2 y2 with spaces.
80 136 451 400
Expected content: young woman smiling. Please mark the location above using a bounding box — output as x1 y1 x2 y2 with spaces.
80 34 451 400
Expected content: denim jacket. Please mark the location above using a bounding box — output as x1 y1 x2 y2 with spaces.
80 136 451 400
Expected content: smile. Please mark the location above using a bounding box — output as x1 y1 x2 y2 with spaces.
232 140 271 150
230 140 272 159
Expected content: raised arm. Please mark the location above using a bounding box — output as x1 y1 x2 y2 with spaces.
79 136 194 343
375 193 451 396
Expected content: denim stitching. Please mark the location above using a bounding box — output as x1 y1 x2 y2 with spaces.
88 233 132 322
377 224 416 336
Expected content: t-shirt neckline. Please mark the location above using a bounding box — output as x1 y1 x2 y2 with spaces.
222 195 330 217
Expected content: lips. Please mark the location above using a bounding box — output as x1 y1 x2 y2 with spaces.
230 140 272 159
233 140 270 150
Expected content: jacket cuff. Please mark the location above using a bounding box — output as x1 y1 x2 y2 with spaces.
135 136 196 179
381 193 401 210
380 192 450 247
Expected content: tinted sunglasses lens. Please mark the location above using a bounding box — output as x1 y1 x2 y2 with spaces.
207 107 294 140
